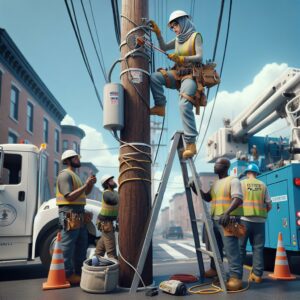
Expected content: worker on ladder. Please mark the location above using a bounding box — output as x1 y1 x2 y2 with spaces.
239 163 272 283
149 10 205 159
200 158 244 291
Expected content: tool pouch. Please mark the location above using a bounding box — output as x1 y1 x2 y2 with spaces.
223 221 246 238
201 63 220 88
98 221 114 233
65 212 83 231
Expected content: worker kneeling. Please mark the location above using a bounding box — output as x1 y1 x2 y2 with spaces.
95 175 119 259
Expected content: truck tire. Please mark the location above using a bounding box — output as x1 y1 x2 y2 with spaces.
263 248 276 271
39 228 58 268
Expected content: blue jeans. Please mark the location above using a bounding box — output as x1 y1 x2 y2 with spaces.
239 220 265 277
150 71 198 144
59 213 88 277
211 219 243 279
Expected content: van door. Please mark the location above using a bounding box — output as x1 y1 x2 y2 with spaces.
0 151 30 260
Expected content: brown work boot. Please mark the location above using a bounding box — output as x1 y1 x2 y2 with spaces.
66 273 81 285
205 268 217 278
182 143 197 159
249 272 262 283
150 106 165 117
226 277 243 291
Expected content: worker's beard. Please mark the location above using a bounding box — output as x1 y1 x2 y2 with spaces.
71 161 81 168
109 182 117 189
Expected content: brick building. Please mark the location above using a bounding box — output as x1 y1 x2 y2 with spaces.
0 28 101 200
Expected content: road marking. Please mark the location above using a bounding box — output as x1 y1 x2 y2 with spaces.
158 243 188 259
176 242 196 253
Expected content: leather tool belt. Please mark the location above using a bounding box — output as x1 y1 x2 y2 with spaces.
96 220 115 233
223 217 246 238
64 211 93 231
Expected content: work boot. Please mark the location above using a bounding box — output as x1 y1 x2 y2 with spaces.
66 273 81 285
182 143 197 159
204 268 217 278
226 277 243 291
150 106 165 117
249 272 262 283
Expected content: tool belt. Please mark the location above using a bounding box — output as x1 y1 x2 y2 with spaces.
222 218 246 238
158 63 220 115
96 220 115 233
64 211 93 231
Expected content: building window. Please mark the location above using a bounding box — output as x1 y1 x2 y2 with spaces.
43 118 49 143
8 131 18 143
53 161 60 194
72 141 78 153
54 129 60 153
63 140 68 152
26 102 34 132
10 86 19 120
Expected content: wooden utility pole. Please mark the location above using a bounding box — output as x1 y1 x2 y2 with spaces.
118 0 152 287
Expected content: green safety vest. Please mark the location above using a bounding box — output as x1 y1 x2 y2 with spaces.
100 190 119 218
241 178 267 218
175 32 203 57
210 176 243 216
56 169 86 205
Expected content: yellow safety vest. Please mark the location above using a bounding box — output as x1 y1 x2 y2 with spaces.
210 176 243 216
56 169 86 206
100 190 119 218
175 32 203 57
241 178 267 218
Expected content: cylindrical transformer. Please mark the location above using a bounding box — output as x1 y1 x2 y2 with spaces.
103 83 124 131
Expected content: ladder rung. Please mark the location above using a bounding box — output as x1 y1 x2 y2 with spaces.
196 248 214 257
192 218 203 222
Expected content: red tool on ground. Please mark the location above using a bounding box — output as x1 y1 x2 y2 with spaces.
136 36 167 55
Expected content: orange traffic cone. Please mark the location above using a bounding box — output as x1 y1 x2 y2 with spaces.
269 232 296 280
43 231 71 290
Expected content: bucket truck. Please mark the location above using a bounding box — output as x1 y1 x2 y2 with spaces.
206 67 300 267
0 143 101 268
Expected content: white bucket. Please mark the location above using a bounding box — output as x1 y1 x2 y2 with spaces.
80 258 119 293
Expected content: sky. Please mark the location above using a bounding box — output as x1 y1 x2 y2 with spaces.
1 0 300 207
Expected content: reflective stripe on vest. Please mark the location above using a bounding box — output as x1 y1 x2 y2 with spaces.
241 178 267 218
56 169 86 205
210 176 243 216
175 32 202 57
100 190 119 217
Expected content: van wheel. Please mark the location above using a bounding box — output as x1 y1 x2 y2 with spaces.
39 229 58 268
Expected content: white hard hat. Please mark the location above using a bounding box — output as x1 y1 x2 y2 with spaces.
168 10 189 26
61 150 79 162
101 174 114 185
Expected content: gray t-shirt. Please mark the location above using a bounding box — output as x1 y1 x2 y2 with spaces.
241 183 271 223
57 169 85 213
211 176 243 220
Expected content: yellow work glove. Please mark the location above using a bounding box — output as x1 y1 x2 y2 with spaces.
149 20 161 36
167 53 185 65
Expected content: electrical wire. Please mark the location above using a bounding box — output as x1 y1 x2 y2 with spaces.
80 0 108 83
111 0 121 45
64 0 103 110
195 0 226 146
190 0 196 20
194 0 232 161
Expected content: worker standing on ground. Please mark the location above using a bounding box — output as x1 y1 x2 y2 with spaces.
200 157 244 291
149 10 204 159
95 175 119 259
240 163 272 283
56 150 97 285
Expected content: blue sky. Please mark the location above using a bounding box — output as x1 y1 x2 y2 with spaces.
1 0 300 204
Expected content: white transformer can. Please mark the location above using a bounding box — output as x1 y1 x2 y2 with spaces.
103 83 124 131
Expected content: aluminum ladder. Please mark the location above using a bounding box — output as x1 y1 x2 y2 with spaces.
129 131 227 293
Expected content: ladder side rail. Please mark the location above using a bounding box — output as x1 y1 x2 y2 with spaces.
129 132 181 293
178 151 205 282
188 159 228 293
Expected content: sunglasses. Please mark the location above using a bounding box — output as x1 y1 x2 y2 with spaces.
170 22 179 30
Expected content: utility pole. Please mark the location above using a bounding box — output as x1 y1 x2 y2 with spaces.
119 0 152 287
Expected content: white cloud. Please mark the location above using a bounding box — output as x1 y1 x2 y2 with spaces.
61 114 76 126
195 63 290 158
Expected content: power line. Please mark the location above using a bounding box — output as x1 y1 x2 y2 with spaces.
81 147 120 151
80 0 108 82
64 0 103 110
111 0 121 45
195 0 233 161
